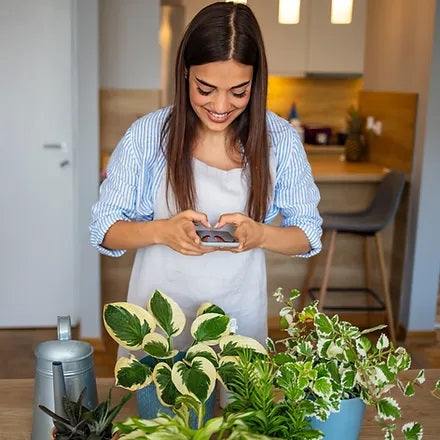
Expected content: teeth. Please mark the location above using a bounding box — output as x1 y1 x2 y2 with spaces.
209 110 229 119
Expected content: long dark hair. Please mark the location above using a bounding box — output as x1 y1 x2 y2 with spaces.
161 1 270 221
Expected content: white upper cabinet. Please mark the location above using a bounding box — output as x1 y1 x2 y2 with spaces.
249 0 310 76
251 0 366 76
307 0 367 74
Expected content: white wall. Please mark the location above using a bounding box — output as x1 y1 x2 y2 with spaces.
75 0 100 338
363 0 439 331
99 0 160 89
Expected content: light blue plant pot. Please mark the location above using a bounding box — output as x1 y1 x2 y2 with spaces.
311 397 366 440
136 352 216 429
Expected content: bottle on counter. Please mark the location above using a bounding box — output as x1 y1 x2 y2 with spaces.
287 102 304 143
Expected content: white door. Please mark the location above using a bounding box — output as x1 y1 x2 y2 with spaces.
0 0 77 326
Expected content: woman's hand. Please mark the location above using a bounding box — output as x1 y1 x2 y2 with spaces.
158 210 215 256
215 213 265 252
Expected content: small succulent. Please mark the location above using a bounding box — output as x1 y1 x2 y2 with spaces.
39 387 131 440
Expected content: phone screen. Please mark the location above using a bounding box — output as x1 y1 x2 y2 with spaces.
196 229 239 248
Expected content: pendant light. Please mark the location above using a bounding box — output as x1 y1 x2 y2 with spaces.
331 0 353 24
278 0 301 24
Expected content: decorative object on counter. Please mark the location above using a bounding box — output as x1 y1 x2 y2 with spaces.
31 316 98 440
103 290 267 429
270 288 425 440
41 387 130 440
344 106 366 161
288 101 304 143
303 124 332 145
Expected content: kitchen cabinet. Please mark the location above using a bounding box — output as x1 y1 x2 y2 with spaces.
250 0 366 76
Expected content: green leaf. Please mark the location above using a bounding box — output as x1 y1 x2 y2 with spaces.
341 369 355 389
360 324 387 335
153 363 181 407
415 369 425 384
314 313 333 336
435 379 440 390
290 289 301 299
376 333 390 351
197 302 225 316
404 381 415 397
115 356 152 390
377 397 401 420
312 377 333 398
217 358 238 389
143 333 177 359
103 303 155 349
148 290 185 337
402 422 423 440
266 337 276 353
191 313 230 344
185 343 218 367
172 359 216 403
356 336 371 357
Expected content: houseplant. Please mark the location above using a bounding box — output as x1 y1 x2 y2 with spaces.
103 289 267 429
267 288 425 440
39 387 131 440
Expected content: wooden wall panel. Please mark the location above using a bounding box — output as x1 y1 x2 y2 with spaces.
358 91 418 174
100 89 161 155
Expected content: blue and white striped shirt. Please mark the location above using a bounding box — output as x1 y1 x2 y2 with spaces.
90 107 322 257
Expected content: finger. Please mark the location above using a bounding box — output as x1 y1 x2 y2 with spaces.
184 210 211 228
215 212 243 229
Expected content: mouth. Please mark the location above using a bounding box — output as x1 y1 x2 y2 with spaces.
204 109 233 123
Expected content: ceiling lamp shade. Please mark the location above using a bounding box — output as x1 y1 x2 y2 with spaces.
331 0 353 24
278 0 301 24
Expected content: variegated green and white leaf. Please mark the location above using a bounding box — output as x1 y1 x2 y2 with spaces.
217 356 239 389
114 355 153 391
314 313 333 336
152 362 181 407
404 381 415 397
103 302 156 350
191 313 230 345
196 302 225 316
312 376 333 398
219 335 268 356
376 333 390 351
356 336 371 357
377 397 401 420
142 332 178 359
360 324 387 335
185 343 218 367
341 368 356 389
172 357 216 403
415 369 425 384
148 290 185 337
402 422 423 440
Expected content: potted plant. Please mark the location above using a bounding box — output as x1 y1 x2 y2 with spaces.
266 288 425 440
39 387 131 440
103 289 267 429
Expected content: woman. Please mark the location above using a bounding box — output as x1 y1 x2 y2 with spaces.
90 2 322 349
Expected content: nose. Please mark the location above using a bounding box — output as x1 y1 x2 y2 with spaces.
212 92 229 114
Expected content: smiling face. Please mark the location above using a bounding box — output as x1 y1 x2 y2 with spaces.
187 59 253 134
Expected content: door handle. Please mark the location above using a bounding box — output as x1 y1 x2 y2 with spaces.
59 160 70 167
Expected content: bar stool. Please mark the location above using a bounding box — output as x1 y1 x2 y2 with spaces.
299 170 406 343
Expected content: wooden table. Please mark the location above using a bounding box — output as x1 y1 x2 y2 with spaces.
1 370 439 439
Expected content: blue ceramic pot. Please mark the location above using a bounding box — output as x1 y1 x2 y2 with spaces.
311 397 366 440
136 352 216 429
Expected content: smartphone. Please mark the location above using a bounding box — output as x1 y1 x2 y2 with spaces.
195 228 240 248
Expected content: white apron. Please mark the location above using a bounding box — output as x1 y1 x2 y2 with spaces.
124 157 270 354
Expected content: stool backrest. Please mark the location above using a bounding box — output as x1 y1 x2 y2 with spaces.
366 170 406 230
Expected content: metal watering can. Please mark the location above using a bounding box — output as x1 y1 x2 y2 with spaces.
31 316 98 439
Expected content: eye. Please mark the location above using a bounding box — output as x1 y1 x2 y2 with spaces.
232 90 248 99
197 87 212 96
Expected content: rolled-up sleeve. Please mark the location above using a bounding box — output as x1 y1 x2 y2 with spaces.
273 127 322 257
89 127 141 257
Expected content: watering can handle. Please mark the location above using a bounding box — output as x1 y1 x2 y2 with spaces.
57 316 72 341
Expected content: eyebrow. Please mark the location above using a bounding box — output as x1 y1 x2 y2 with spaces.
195 77 250 89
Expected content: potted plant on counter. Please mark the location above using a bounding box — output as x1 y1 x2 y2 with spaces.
267 288 425 440
103 289 267 429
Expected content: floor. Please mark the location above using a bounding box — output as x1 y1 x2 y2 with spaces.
1 250 439 379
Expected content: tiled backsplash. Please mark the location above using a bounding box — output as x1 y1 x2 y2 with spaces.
267 76 363 133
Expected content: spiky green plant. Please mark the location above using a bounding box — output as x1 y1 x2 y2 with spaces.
39 387 131 440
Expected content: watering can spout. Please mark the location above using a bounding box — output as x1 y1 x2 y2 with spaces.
52 361 67 418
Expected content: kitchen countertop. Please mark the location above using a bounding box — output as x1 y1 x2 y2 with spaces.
307 151 389 183
1 369 439 439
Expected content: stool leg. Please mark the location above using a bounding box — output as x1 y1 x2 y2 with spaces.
298 232 325 310
318 230 337 312
375 232 396 344
364 236 371 290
